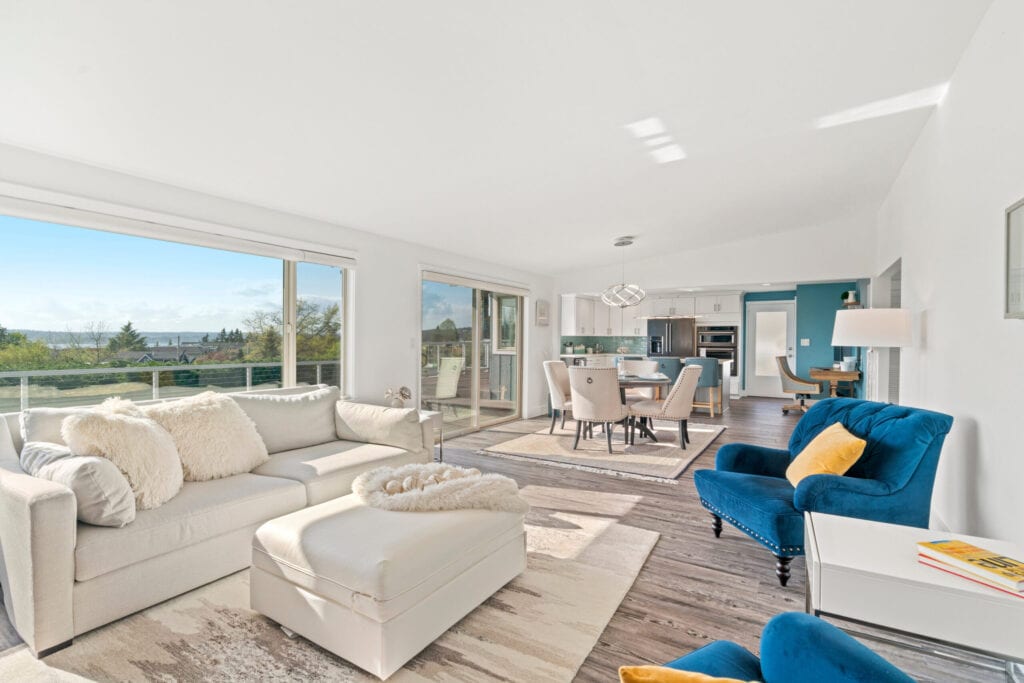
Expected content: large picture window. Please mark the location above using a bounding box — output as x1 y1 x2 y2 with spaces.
0 213 347 412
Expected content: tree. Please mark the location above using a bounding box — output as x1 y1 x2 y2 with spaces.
0 323 27 348
84 321 108 364
436 318 458 342
107 322 147 353
201 333 210 344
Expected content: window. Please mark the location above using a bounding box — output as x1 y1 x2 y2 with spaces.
420 274 523 435
0 213 347 412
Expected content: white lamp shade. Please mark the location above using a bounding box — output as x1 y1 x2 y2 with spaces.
832 308 912 347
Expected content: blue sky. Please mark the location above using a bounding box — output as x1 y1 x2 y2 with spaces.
0 214 342 332
421 280 473 330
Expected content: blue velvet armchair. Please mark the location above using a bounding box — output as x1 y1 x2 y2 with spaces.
663 612 914 682
693 398 953 585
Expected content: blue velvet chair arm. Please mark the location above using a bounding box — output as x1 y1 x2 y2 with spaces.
715 442 791 478
793 474 898 521
663 640 763 680
760 612 914 683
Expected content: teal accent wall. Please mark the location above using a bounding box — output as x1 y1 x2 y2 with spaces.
795 282 859 398
740 291 796 390
559 336 647 354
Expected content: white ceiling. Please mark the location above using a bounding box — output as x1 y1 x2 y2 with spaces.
0 1 991 274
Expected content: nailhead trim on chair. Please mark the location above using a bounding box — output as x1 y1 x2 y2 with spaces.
700 498 803 556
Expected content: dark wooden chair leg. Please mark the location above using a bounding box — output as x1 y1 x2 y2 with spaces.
678 419 686 449
573 419 582 449
561 410 567 429
550 410 558 434
711 514 722 538
606 422 613 453
775 555 793 587
683 419 690 443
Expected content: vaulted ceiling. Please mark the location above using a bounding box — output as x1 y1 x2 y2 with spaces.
0 0 992 273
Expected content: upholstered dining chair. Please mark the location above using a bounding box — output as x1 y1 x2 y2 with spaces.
684 357 721 417
542 360 572 434
693 398 954 586
776 355 823 415
567 366 629 453
618 359 659 402
629 365 702 449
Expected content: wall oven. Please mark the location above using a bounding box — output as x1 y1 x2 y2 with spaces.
697 325 737 346
700 346 738 374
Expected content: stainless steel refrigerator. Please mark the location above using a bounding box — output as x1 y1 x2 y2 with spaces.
647 318 696 358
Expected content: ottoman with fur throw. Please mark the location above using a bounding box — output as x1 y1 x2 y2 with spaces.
251 464 527 679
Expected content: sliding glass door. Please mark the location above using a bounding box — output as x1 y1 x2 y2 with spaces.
420 276 522 435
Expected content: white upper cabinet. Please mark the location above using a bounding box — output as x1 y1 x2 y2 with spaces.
626 298 652 335
560 294 596 335
651 297 674 317
696 294 742 319
671 296 696 316
593 300 609 336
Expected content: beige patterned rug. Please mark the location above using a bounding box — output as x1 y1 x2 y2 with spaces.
0 485 658 682
482 423 725 481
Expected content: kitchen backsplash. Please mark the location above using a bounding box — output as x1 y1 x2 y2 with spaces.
560 336 648 354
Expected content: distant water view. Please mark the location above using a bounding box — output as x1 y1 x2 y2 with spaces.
15 329 220 349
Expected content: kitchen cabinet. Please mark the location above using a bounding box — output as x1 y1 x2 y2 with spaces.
696 294 741 317
671 296 696 316
625 297 652 335
593 300 609 336
561 294 597 335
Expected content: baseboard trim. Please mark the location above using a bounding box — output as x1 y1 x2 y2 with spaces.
35 639 73 658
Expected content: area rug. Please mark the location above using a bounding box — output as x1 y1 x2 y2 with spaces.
0 485 658 682
482 423 725 482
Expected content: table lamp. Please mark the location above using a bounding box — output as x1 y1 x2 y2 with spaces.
832 308 912 371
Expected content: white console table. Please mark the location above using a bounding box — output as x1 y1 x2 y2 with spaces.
806 512 1024 681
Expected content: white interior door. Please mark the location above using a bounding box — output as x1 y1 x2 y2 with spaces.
745 301 797 398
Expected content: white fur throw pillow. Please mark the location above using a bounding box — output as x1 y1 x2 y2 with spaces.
352 463 529 513
61 401 183 510
141 391 268 481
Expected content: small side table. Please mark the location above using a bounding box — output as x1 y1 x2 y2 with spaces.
419 410 444 462
806 512 1024 680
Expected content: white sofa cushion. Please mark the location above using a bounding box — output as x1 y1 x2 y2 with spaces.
334 402 424 452
231 386 339 454
20 407 89 446
252 494 525 621
74 472 306 582
141 392 269 481
20 442 135 527
252 440 428 505
62 406 183 510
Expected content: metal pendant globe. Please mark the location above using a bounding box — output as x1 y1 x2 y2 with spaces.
602 237 646 308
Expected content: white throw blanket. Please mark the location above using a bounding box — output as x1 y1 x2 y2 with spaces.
352 463 529 513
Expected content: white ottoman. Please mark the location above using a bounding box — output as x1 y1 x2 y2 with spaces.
250 493 527 679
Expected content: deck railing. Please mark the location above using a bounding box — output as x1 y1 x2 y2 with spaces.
0 360 340 412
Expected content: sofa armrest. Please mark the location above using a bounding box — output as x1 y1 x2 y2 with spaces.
0 420 77 656
418 413 437 456
715 443 791 478
761 612 914 683
793 473 894 520
0 462 77 655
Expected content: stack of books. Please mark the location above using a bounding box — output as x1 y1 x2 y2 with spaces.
918 540 1024 599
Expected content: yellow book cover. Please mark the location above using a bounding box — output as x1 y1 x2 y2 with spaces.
918 540 1024 591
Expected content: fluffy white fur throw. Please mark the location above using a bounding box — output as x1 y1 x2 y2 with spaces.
142 391 268 481
352 463 529 513
61 398 183 510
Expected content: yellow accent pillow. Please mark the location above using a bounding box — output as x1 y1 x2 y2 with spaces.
786 422 866 487
618 665 753 683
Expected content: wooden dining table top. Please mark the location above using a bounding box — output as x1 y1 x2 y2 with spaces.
617 373 672 387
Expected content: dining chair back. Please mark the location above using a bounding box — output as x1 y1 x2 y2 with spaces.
629 365 702 449
543 360 573 433
567 366 629 453
434 357 465 400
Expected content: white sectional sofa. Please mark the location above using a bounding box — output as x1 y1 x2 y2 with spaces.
0 386 434 657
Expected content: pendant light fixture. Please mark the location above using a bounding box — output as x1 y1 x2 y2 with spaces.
601 237 646 308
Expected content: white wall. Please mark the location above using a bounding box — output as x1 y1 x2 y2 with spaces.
0 144 558 418
875 0 1023 544
555 212 876 294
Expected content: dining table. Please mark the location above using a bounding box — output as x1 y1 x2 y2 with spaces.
618 372 672 441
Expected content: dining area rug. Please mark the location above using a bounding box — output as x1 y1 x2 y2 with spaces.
0 486 658 683
482 422 725 481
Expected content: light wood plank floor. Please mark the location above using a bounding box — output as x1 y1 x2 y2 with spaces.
447 397 1003 683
